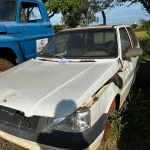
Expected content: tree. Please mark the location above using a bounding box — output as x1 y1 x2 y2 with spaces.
131 23 138 29
110 0 150 15
43 0 113 28
62 11 81 28
53 24 64 33
44 0 81 18
79 0 101 25
62 0 113 27
140 19 150 28
139 19 150 36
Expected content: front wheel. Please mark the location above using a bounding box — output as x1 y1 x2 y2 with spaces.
0 58 14 73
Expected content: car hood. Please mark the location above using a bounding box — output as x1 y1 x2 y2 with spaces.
0 58 119 117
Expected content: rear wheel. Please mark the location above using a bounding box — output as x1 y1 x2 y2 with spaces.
0 58 14 73
101 98 116 144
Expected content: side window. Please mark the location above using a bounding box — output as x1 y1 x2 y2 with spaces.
119 28 132 53
20 2 42 22
127 27 138 48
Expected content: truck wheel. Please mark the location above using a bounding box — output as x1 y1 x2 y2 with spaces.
101 98 116 144
0 58 14 73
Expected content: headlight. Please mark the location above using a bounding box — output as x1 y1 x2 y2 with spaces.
47 108 91 132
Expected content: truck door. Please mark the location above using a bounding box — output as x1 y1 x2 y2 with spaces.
19 1 54 60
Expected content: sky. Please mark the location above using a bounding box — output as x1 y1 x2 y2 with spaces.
50 2 150 26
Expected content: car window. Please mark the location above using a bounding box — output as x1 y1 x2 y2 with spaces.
20 2 42 22
119 28 132 53
54 34 69 53
94 31 115 44
127 27 138 48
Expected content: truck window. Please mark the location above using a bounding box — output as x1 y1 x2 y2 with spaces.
126 27 138 48
119 28 132 53
20 2 42 22
0 0 16 21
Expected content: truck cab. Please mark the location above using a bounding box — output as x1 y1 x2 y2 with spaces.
0 0 54 72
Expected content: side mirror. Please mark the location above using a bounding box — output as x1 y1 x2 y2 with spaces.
125 48 143 58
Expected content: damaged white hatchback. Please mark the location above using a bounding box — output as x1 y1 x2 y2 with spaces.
0 25 143 150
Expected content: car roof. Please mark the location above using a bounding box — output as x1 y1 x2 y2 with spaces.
60 25 131 32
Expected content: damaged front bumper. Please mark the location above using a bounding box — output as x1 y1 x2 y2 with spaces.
0 106 106 150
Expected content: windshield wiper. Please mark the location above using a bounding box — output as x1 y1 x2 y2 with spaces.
39 52 63 59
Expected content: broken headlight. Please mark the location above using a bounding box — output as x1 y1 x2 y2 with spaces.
47 108 90 132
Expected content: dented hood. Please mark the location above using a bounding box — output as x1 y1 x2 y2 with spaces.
0 58 119 117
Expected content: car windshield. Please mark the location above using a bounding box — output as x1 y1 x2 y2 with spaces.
41 28 117 59
0 0 16 21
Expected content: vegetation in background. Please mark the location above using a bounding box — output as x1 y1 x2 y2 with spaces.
109 58 150 149
59 0 112 28
131 24 138 29
42 0 150 28
105 0 150 15
42 0 114 28
43 0 150 20
53 24 65 33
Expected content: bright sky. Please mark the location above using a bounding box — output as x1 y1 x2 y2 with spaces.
50 2 150 26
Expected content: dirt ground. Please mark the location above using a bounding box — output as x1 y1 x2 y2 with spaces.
0 138 26 150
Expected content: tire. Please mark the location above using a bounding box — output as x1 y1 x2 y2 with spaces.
101 98 116 144
0 58 14 73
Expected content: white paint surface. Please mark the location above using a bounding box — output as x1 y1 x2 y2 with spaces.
0 58 119 117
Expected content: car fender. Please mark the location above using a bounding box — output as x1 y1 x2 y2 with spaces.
81 82 120 149
0 35 24 63
83 82 120 126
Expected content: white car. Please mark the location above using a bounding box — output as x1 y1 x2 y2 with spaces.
0 25 143 150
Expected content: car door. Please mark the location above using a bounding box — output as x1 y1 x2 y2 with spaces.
119 27 135 101
19 1 53 60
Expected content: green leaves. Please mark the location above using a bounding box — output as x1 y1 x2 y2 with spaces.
46 0 81 14
110 0 150 15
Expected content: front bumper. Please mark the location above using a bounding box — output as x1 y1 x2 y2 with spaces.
0 113 107 150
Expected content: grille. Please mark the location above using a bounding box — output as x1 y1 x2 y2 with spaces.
0 105 39 130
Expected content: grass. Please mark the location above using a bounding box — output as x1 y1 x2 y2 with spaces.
110 61 150 149
135 30 150 60
135 30 149 41
98 31 150 150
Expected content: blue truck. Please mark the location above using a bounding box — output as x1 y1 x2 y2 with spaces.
0 0 54 72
